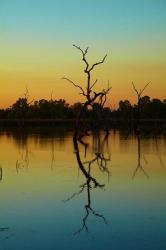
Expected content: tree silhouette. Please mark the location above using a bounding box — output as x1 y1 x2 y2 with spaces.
63 45 111 139
132 82 151 131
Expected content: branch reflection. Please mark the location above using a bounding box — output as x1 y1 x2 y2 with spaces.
16 139 31 173
64 132 111 234
0 165 2 181
132 133 149 179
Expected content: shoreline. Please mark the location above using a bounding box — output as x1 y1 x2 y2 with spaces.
0 118 165 128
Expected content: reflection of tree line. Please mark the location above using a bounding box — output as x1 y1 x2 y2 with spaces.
0 130 164 180
0 128 67 176
0 129 165 236
16 138 30 173
15 135 57 173
132 132 166 179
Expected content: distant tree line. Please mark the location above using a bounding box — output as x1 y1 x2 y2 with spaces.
113 96 166 120
0 96 166 120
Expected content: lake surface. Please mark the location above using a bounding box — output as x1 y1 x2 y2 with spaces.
0 128 166 250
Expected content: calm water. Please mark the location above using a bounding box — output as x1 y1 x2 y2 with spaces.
0 128 166 250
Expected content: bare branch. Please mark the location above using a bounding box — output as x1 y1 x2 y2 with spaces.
139 82 151 96
89 54 107 72
90 207 108 224
50 89 53 101
73 44 89 56
62 77 86 96
73 44 89 71
28 99 34 105
132 82 139 95
23 86 34 105
132 81 151 97
90 79 98 90
62 183 87 203
24 86 29 99
132 164 149 179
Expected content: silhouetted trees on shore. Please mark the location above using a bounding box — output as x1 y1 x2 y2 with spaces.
113 96 166 120
0 96 166 121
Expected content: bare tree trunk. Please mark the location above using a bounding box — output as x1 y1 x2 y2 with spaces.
63 45 111 139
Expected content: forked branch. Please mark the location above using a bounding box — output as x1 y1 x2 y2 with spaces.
89 54 107 72
132 81 151 98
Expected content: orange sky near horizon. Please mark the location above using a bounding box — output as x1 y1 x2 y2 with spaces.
0 56 165 109
0 0 166 109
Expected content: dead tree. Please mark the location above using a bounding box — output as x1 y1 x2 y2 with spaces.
17 87 34 127
23 86 34 106
62 46 111 234
63 45 111 140
132 82 150 132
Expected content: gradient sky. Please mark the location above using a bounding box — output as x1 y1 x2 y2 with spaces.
0 0 166 108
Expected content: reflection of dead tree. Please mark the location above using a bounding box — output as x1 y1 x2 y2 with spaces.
50 138 55 170
74 166 107 235
154 136 165 168
73 137 104 188
62 183 87 203
0 227 9 232
78 138 89 158
132 134 149 179
63 45 111 139
63 134 110 234
16 143 30 173
0 165 2 181
132 81 150 131
0 190 10 232
0 227 12 241
84 153 110 178
85 133 111 181
63 166 107 235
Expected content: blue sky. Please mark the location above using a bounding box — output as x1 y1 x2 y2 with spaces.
1 0 166 44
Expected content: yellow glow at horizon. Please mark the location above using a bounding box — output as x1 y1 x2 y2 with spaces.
0 42 166 108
